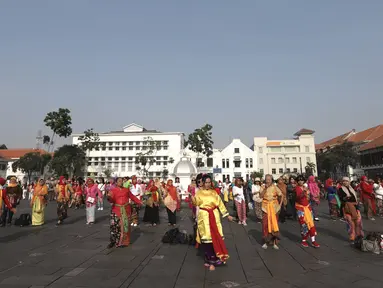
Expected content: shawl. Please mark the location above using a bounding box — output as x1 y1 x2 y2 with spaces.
147 180 159 202
166 180 178 201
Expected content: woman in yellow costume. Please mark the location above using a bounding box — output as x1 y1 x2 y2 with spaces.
191 174 233 271
30 178 48 226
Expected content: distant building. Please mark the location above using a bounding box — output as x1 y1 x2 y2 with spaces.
253 129 317 178
316 124 383 178
185 139 257 182
72 123 184 179
359 134 383 179
0 148 49 182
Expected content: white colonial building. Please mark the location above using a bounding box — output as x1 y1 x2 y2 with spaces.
253 129 317 178
185 139 257 182
72 123 185 179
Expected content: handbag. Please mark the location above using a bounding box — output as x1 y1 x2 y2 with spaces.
87 197 95 204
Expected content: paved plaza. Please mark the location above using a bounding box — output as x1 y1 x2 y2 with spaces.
0 200 383 288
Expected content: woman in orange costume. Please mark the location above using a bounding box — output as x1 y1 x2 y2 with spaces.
260 174 284 250
56 176 70 226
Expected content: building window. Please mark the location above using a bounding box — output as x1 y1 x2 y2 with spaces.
226 159 229 168
122 147 126 150
246 174 249 181
305 146 310 152
278 157 283 163
108 142 113 146
222 175 226 182
207 158 213 167
249 158 253 168
128 162 133 172
279 168 283 174
260 169 264 174
197 158 203 167
286 158 290 164
121 163 126 171
164 146 168 150
285 146 297 152
245 158 249 168
102 146 106 151
94 162 99 166
122 142 126 146
234 148 240 153
272 168 276 174
234 161 241 168
115 147 119 151
270 147 281 152
107 163 112 169
292 157 297 164
259 158 263 164
271 158 276 164
129 147 133 150
306 157 311 163
128 157 133 160
222 159 226 168
101 162 105 166
108 147 112 151
129 142 133 145
135 141 140 145
286 168 291 173
293 168 298 173
259 147 263 153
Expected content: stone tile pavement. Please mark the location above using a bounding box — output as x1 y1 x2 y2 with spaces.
0 199 383 287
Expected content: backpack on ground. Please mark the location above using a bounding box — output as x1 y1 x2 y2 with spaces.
14 213 32 227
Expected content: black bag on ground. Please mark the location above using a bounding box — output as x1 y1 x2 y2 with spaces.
14 213 32 227
162 228 191 245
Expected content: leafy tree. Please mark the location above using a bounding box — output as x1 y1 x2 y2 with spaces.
44 108 72 152
161 168 169 181
317 141 358 179
184 124 214 167
135 137 162 178
78 128 106 177
102 168 114 179
12 152 42 183
50 145 85 177
78 128 105 152
305 162 316 177
250 171 264 180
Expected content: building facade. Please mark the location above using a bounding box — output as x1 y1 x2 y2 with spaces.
359 134 383 179
253 129 317 178
185 139 257 182
72 123 185 179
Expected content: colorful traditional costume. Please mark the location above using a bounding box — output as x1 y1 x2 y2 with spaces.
56 176 70 225
193 188 229 265
326 179 340 219
129 176 142 226
360 176 376 219
164 180 178 225
31 179 48 226
0 178 13 225
84 179 101 224
307 176 320 220
108 185 141 247
261 184 282 246
1 177 22 225
295 185 320 247
143 180 161 225
338 180 364 242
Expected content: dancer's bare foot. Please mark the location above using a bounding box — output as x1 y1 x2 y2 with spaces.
209 265 215 271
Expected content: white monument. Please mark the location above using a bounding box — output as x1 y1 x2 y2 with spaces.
172 152 197 198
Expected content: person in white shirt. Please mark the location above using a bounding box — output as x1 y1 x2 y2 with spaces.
233 178 247 225
129 176 143 226
97 178 105 210
374 178 383 217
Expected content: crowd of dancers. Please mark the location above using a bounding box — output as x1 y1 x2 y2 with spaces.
0 173 382 271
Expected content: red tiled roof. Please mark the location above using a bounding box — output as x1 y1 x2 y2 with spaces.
0 149 49 159
315 130 354 151
348 125 383 144
360 134 383 151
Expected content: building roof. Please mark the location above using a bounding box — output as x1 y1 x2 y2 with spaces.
294 128 315 136
0 144 7 149
315 130 354 151
0 149 49 159
360 134 383 151
316 124 383 151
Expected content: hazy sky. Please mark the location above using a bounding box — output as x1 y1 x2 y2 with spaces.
1 1 382 149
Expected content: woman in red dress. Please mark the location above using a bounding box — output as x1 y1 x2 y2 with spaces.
107 177 142 248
